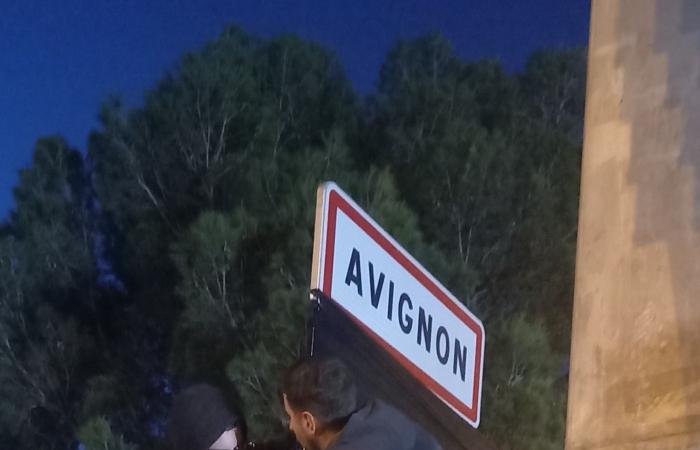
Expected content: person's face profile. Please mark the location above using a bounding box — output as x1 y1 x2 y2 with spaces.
283 394 316 450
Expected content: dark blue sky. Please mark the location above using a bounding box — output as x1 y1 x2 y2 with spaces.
0 0 590 219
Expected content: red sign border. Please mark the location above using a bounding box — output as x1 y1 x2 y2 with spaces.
321 188 483 426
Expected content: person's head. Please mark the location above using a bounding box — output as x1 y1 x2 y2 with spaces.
281 358 358 450
167 383 247 450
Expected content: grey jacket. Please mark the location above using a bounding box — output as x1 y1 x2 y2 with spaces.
328 399 443 450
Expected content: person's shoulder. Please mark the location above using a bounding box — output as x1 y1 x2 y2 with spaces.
368 399 416 428
366 399 443 450
328 400 393 449
330 399 416 449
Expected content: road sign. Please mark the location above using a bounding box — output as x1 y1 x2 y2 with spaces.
310 182 485 428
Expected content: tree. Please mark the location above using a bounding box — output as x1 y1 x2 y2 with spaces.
371 35 526 312
89 25 363 444
367 36 585 449
520 48 587 142
169 210 257 382
0 138 99 450
481 314 566 450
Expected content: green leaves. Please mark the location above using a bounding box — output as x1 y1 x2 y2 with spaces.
481 314 566 450
0 136 104 450
521 48 587 140
78 417 136 450
170 210 256 379
370 36 584 448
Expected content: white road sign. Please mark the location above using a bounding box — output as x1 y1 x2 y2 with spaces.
310 182 485 428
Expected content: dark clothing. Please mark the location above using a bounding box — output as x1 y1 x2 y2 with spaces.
167 384 240 450
328 399 442 450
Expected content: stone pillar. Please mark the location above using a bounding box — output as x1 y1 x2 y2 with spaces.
566 1 700 449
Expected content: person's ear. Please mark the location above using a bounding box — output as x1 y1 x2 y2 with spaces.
301 411 317 434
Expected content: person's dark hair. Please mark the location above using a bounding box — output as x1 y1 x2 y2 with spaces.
282 358 358 429
167 383 245 450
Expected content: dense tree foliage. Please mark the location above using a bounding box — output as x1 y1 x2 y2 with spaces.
0 27 584 449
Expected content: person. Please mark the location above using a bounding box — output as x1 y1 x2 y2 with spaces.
166 383 248 450
281 358 443 450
